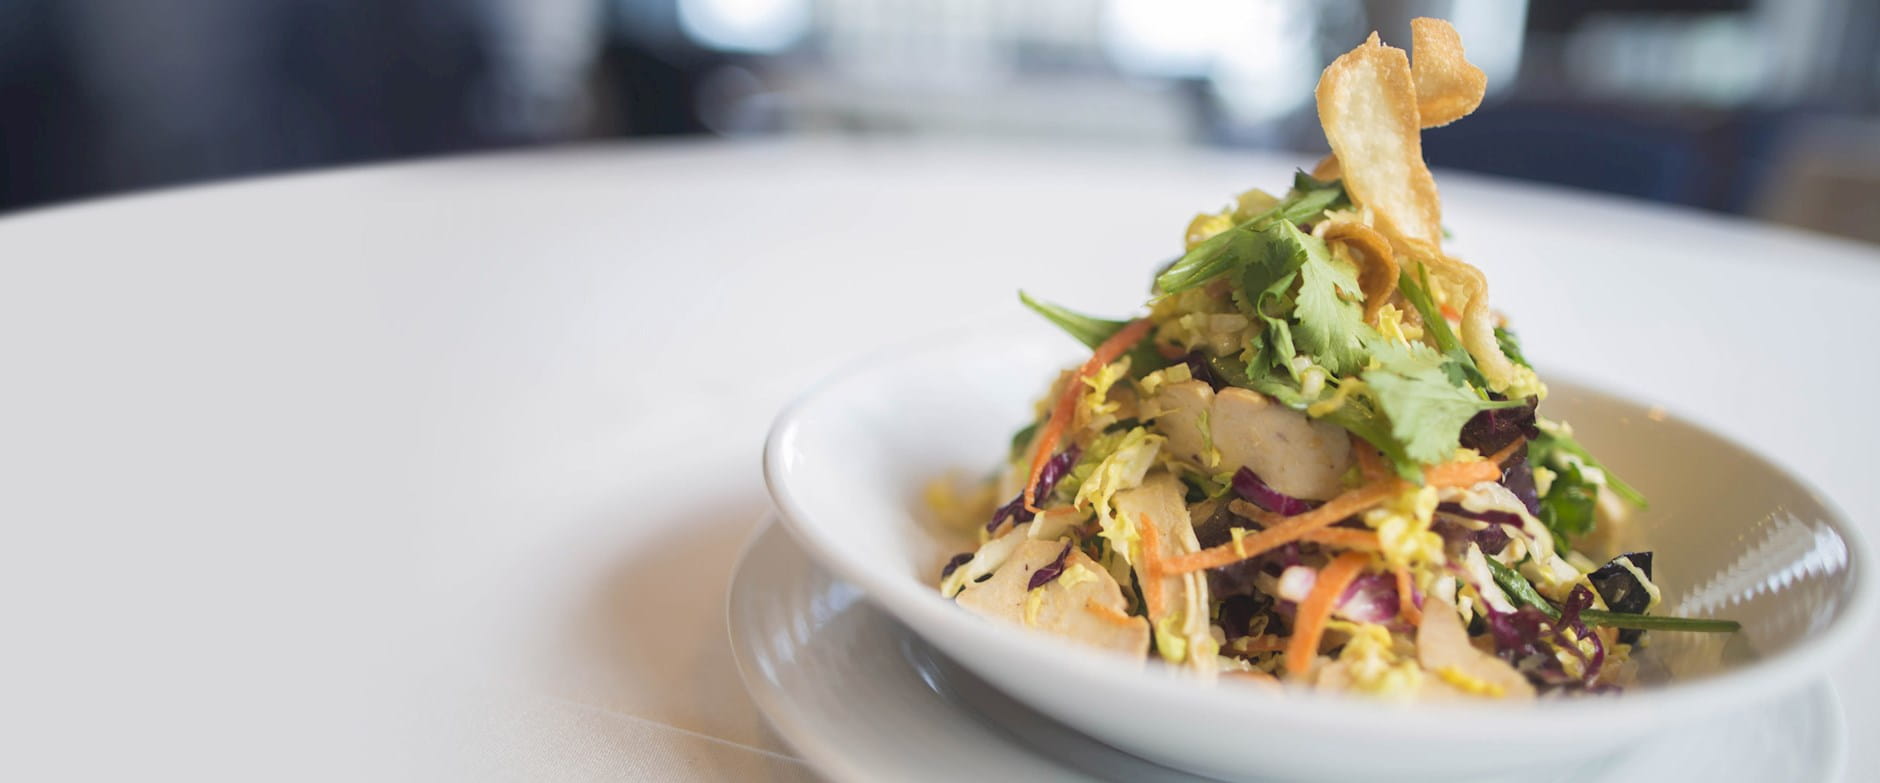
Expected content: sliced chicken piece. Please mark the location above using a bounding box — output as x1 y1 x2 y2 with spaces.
1148 380 1215 465
1211 387 1352 500
1415 596 1536 700
1112 472 1215 673
956 539 1150 656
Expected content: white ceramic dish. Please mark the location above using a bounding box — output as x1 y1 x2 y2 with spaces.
728 518 1847 783
764 325 1877 781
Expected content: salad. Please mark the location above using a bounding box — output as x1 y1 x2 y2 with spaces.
932 19 1737 699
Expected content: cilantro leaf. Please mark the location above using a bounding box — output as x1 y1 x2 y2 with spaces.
1361 339 1525 465
1155 174 1348 295
1282 225 1369 375
1207 352 1421 481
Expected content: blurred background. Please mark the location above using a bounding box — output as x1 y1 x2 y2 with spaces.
1 0 1876 242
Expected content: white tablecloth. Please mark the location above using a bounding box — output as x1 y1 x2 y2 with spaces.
2 139 1875 780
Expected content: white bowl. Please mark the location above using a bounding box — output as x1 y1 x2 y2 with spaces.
763 324 1877 781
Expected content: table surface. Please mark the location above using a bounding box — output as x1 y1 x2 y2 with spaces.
2 139 1875 781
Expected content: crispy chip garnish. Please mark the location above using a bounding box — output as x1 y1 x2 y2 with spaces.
1409 18 1486 128
1311 154 1341 182
1315 33 1441 248
1322 220 1398 324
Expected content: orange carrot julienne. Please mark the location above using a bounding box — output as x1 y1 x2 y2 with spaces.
1137 512 1166 618
1393 566 1422 626
1165 480 1401 574
1424 457 1501 488
1352 437 1387 483
1227 500 1378 551
1486 438 1524 466
1287 551 1370 676
1301 528 1381 552
1023 318 1154 512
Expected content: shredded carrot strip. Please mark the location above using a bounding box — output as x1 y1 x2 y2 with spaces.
1137 512 1166 618
1286 551 1370 676
1393 566 1422 626
1226 499 1378 551
1230 635 1288 653
1023 319 1155 512
1352 437 1387 483
1165 480 1401 574
1225 499 1285 527
1083 598 1139 627
1424 458 1500 488
1486 438 1523 466
1301 528 1381 551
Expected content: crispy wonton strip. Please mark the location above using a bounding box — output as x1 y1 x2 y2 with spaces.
1024 319 1155 512
1410 18 1486 129
1287 552 1371 675
1397 239 1520 394
1322 220 1399 323
1315 32 1442 247
1311 154 1341 182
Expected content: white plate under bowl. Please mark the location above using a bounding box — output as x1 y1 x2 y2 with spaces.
763 325 1877 781
728 519 1846 783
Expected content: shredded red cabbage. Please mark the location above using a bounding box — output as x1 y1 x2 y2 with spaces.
1433 504 1515 555
1026 542 1075 590
1232 467 1321 516
1589 553 1654 644
940 552 974 580
1460 396 1539 455
1179 351 1225 391
1499 453 1541 516
987 445 1083 533
1336 572 1400 624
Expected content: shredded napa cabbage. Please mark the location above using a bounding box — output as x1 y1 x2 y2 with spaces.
1073 427 1164 564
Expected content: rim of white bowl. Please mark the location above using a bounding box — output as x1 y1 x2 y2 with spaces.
763 320 1879 742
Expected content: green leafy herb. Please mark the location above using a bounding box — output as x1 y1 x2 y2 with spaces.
1016 291 1163 378
1486 558 1553 613
1486 559 1738 632
1577 611 1741 632
1283 225 1370 375
1495 325 1531 369
1208 353 1421 481
1155 174 1347 295
1008 420 1040 462
1395 265 1484 388
1360 339 1525 466
1537 461 1598 553
1019 291 1128 348
1532 424 1647 508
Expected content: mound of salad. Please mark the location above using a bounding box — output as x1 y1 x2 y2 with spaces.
931 19 1737 699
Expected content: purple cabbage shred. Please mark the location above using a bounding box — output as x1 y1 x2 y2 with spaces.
1335 572 1400 624
1180 351 1225 391
1232 467 1322 516
988 444 1083 532
1026 542 1075 590
1459 396 1539 456
940 552 974 580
